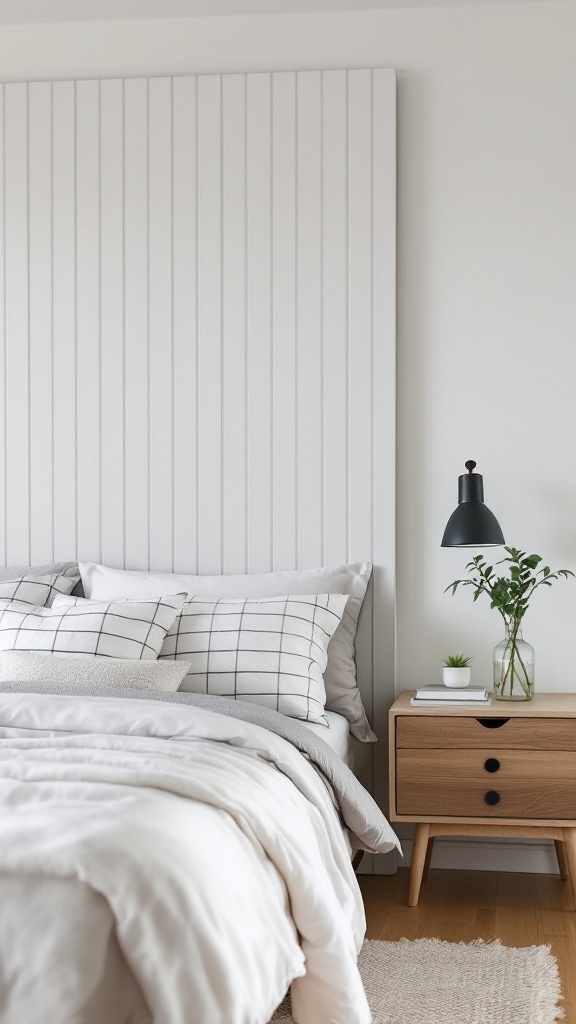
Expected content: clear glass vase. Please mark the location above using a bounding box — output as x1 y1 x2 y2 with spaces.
493 618 534 701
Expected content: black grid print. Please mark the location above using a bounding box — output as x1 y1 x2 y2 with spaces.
0 574 77 608
158 594 348 723
0 593 186 661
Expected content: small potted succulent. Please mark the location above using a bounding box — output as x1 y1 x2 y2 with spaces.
443 653 472 688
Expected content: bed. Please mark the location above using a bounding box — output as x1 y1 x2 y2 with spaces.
0 561 400 1024
302 709 353 764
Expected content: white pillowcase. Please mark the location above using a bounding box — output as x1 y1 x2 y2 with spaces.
0 593 186 661
0 573 79 607
80 561 375 741
0 651 189 691
158 594 347 724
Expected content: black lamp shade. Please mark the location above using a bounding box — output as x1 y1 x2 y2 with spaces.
441 461 505 548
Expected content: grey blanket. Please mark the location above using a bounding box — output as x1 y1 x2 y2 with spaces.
0 680 400 855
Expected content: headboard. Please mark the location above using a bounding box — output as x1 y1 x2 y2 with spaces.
0 68 396 817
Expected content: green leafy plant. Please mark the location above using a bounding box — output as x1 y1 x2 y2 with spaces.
443 654 472 668
447 546 574 697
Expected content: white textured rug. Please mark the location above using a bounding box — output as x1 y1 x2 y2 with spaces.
270 938 565 1023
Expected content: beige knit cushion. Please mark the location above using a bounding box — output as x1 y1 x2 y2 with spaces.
0 651 189 692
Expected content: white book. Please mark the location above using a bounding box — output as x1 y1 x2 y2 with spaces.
410 697 491 708
415 685 488 701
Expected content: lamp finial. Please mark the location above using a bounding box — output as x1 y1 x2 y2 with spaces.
465 460 476 474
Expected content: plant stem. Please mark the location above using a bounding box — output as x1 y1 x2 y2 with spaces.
496 619 531 698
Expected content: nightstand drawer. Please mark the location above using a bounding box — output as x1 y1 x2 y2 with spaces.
396 715 576 751
396 749 576 819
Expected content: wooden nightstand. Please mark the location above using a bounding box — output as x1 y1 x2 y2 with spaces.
389 691 576 907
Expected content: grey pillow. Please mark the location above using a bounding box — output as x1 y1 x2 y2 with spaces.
0 651 189 692
0 562 79 582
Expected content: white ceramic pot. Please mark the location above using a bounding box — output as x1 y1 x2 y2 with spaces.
443 666 471 688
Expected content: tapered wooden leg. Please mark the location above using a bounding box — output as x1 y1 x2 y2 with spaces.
423 836 435 880
555 839 569 880
408 824 431 907
562 829 576 910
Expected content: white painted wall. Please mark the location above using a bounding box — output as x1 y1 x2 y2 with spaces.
0 2 575 696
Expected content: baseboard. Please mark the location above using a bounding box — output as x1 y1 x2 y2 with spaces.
397 836 561 875
357 850 398 875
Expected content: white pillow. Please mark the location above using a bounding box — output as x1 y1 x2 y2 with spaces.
0 593 186 660
80 561 375 741
0 651 189 691
0 573 78 607
158 594 347 724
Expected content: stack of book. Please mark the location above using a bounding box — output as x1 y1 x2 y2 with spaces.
410 685 490 707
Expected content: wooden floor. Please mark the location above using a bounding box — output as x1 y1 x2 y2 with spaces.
360 867 575 1023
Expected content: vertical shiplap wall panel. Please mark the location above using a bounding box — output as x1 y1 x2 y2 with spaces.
271 72 297 572
322 70 348 568
0 70 395 772
123 78 149 570
52 81 76 562
4 84 30 564
221 74 247 576
76 81 101 563
100 79 125 570
172 76 197 574
196 75 222 575
148 77 174 572
28 82 53 564
246 74 272 574
348 70 375 567
296 72 323 570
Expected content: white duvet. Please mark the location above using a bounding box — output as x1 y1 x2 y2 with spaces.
0 692 373 1024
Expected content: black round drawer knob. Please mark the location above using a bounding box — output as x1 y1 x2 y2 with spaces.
484 790 501 806
484 758 500 774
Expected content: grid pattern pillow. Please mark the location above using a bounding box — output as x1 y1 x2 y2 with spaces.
0 593 186 660
0 573 79 608
159 594 348 724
